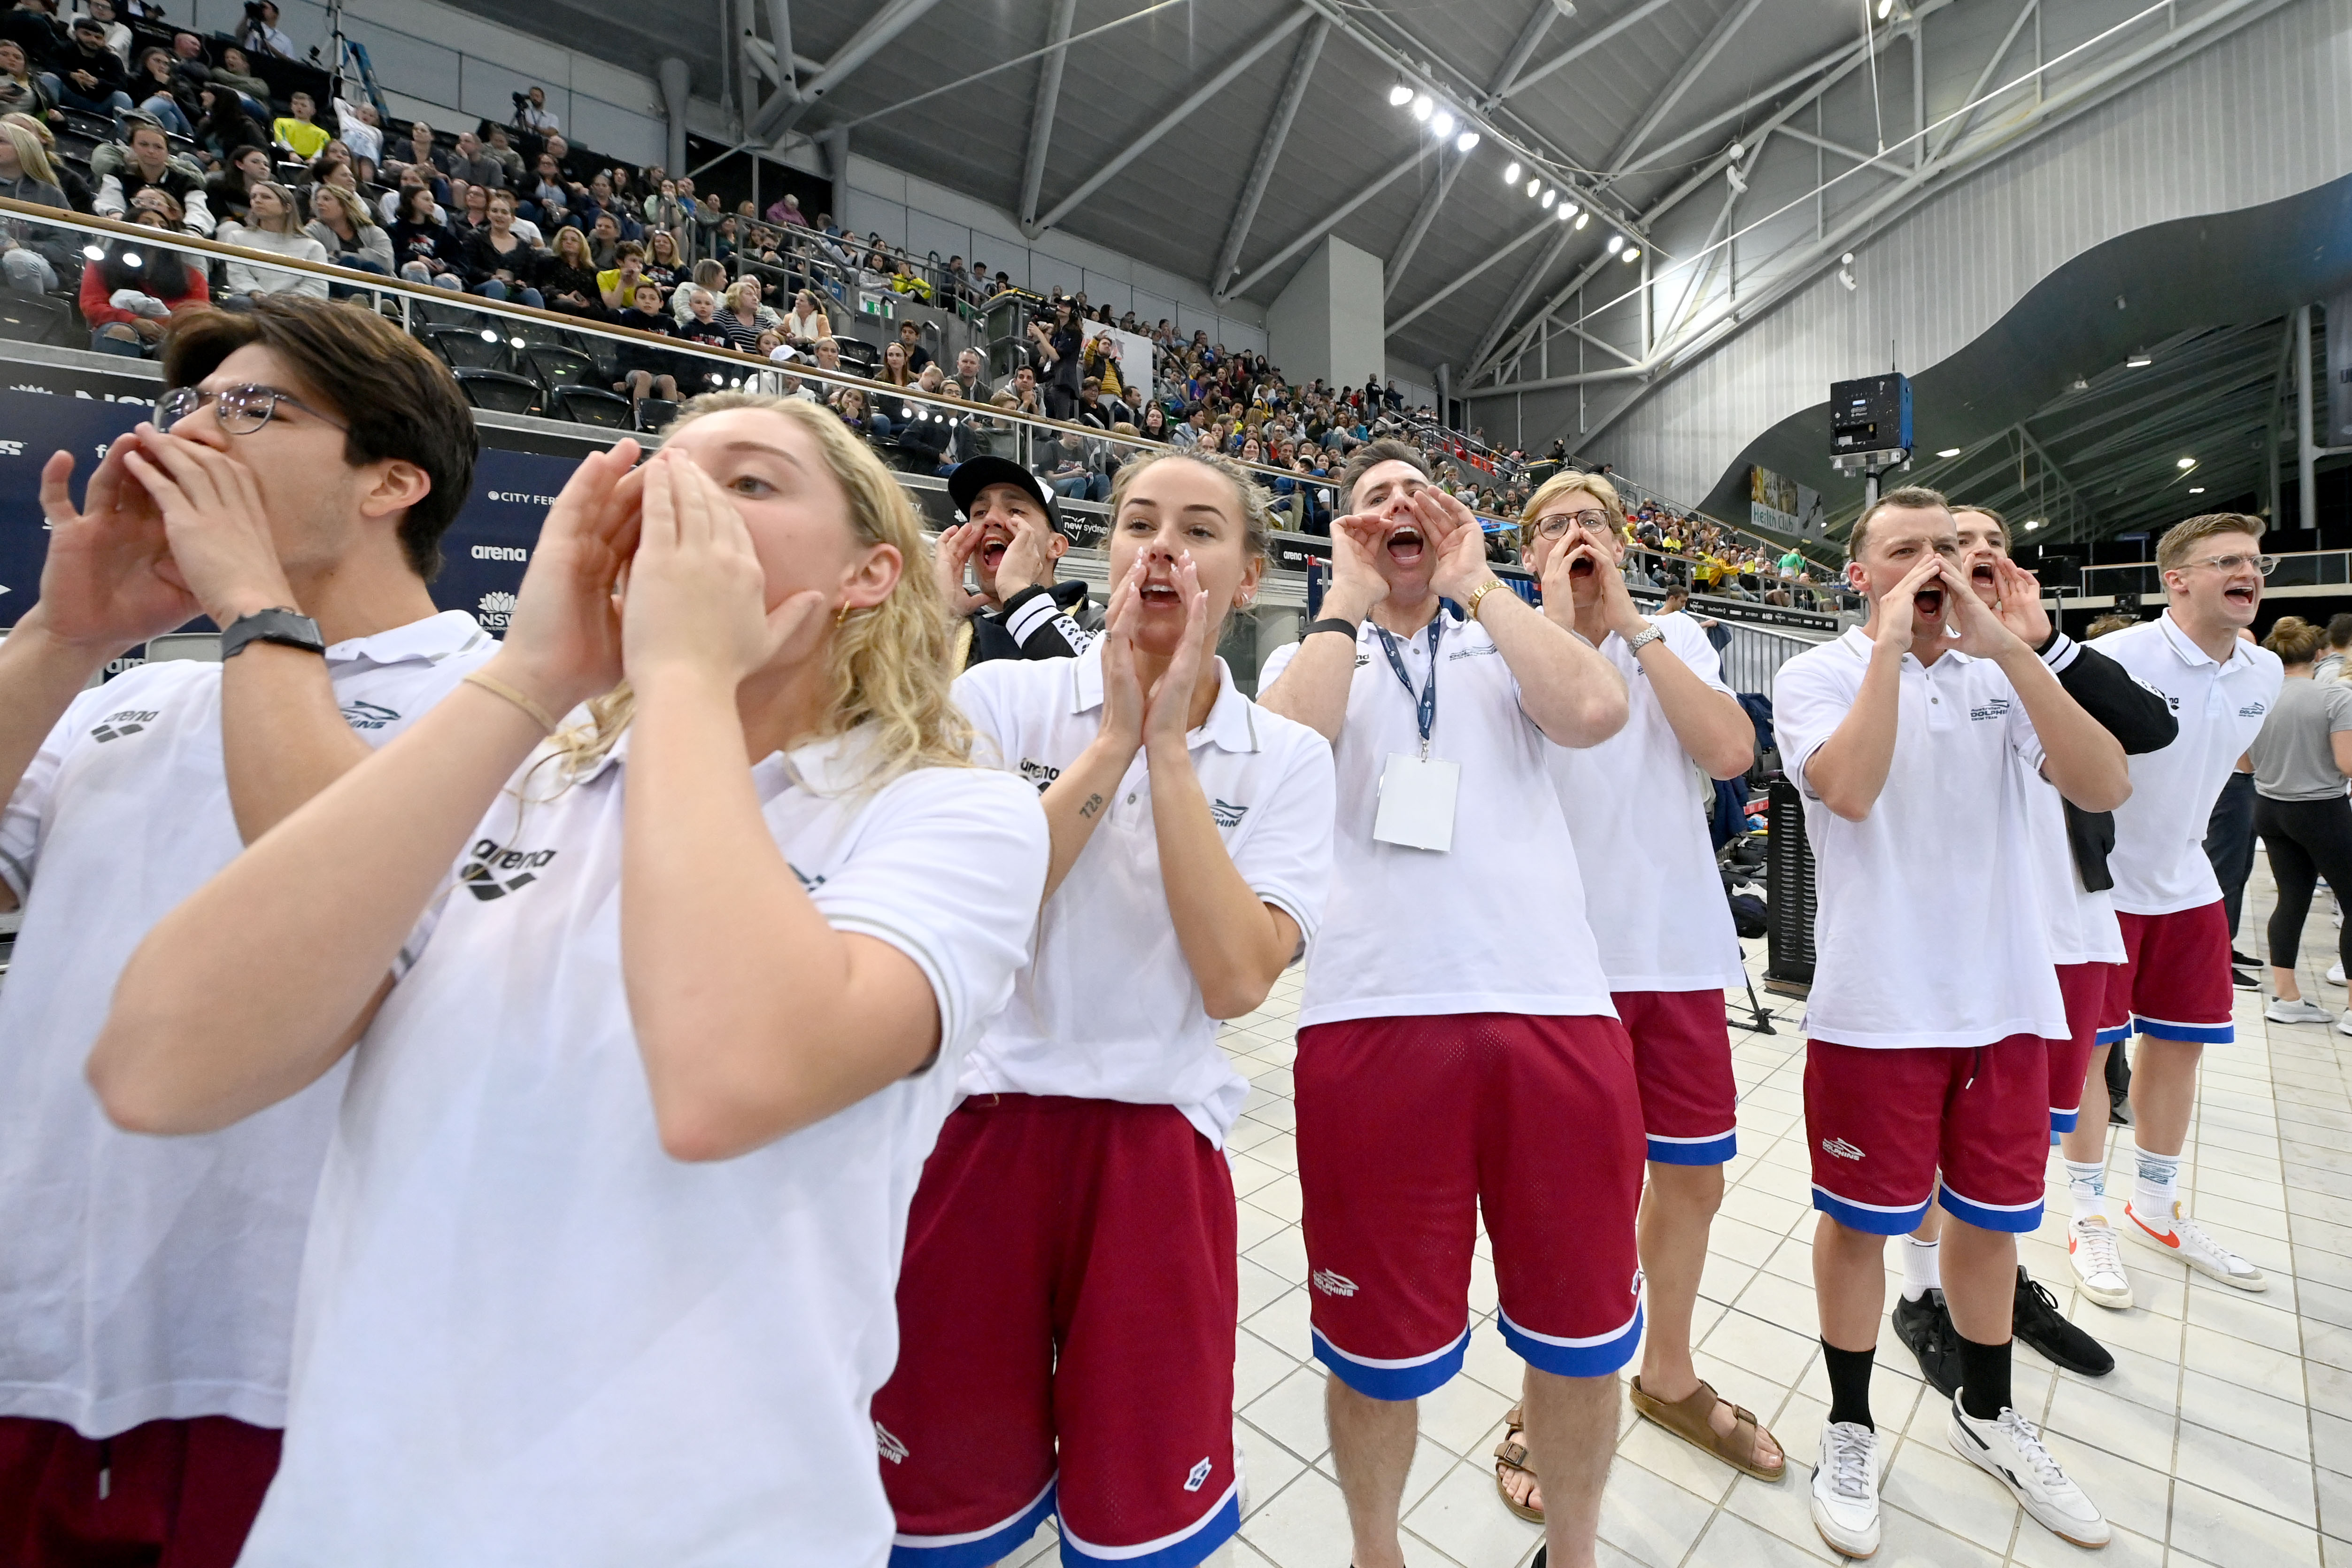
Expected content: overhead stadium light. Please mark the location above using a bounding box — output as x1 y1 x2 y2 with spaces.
1455 130 1480 152
1622 246 1641 263
1388 81 1414 107
1411 93 1433 121
1527 176 1542 197
1936 447 1960 457
1503 160 1522 184
1540 188 1556 209
1431 108 1455 138
2127 348 2153 367
1604 233 1623 254
1574 211 1589 228
1556 201 1573 221
2177 456 2197 469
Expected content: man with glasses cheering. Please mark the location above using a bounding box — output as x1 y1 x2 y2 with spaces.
0 297 487 1568
2083 516 2283 1302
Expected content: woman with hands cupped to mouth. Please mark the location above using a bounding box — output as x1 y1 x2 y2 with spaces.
85 394 1050 1565
875 449 1334 1568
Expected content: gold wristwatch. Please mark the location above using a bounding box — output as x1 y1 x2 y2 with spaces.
1464 579 1507 622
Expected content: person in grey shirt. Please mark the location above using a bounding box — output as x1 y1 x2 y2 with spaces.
2248 616 2352 1023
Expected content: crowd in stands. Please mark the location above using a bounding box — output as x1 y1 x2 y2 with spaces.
0 0 1830 598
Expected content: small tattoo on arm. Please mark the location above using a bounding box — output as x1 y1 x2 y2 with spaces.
1079 793 1104 819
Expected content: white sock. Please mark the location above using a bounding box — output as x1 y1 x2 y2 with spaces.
2132 1145 2180 1218
2064 1159 2109 1222
1900 1236 1941 1301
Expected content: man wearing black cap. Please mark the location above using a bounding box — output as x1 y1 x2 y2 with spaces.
52 15 131 118
935 455 1095 669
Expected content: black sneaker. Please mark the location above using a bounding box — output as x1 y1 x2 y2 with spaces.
2231 948 2261 967
1891 1287 1962 1397
2109 1090 2133 1127
2013 1267 2113 1377
2231 967 2260 991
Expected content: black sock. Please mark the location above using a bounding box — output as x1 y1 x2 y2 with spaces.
1958 1333 2013 1420
1821 1340 1875 1430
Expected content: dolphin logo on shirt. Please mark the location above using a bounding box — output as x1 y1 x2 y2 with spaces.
1210 799 1248 827
874 1422 908 1464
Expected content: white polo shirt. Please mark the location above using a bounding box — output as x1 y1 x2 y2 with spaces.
1260 610 1616 1027
1774 628 2066 1049
238 727 1046 1567
2090 612 2283 916
1546 612 1747 993
952 646 1334 1146
0 610 493 1440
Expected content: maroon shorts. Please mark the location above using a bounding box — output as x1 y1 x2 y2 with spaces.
2047 962 2115 1132
0 1414 280 1568
1614 989 1738 1166
873 1094 1238 1568
2101 903 2235 1047
1805 1035 2049 1235
1294 1012 1645 1399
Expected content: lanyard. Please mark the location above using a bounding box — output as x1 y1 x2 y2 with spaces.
1373 617 1442 759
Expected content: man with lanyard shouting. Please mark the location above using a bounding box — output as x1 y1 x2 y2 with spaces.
1256 439 1639 1568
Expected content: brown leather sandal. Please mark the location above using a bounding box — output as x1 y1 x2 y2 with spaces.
1491 1403 1544 1523
1627 1375 1786 1481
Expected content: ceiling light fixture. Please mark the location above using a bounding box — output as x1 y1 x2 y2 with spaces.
1877 0 1896 16
1573 211 1589 228
1605 233 1622 254
1430 108 1455 138
2176 456 2197 469
1411 93 1434 121
1503 160 1522 184
1455 130 1480 152
1936 447 1960 457
1622 246 1641 263
1527 176 1542 198
1728 140 1745 161
2127 348 2153 367
1726 166 1746 193
1556 201 1573 221
2024 519 2044 530
1388 81 1414 108
2189 487 2206 494
1540 188 1556 209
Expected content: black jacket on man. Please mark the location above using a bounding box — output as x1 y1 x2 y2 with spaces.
2044 632 2179 891
956 580 1095 669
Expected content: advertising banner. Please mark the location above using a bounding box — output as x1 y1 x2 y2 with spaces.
1748 464 1826 540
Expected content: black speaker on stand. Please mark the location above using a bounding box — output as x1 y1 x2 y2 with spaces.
1764 776 1817 995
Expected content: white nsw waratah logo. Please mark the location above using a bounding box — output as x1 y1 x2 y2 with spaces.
1311 1268 1357 1297
1820 1137 1865 1161
1184 1457 1213 1492
477 590 517 630
874 1421 908 1464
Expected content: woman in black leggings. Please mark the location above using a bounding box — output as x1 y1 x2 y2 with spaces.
2249 616 2352 1026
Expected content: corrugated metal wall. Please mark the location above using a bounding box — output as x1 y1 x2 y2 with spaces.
1530 0 2352 507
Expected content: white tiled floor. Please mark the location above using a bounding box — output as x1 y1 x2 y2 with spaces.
997 862 2352 1567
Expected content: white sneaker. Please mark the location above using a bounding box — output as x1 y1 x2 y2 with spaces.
2267 996 2336 1025
2331 960 2346 985
2068 1215 2133 1309
2123 1200 2267 1290
1812 1420 1883 1558
1947 1398 2110 1548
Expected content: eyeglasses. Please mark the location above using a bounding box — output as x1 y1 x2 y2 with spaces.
154 383 347 436
2179 552 2277 576
1531 508 1615 539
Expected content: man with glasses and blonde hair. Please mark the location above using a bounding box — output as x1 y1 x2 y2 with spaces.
0 298 487 1567
1487 469 1784 1529
2083 515 2284 1301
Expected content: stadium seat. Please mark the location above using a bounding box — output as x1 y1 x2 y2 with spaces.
454 370 542 416
554 386 632 428
0 294 75 348
424 325 514 374
523 344 598 396
633 397 678 432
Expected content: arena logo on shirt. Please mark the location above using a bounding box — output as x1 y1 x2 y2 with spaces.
1967 696 2011 722
1311 1268 1357 1297
1018 757 1061 792
790 863 827 891
459 836 558 900
341 700 401 731
874 1422 909 1464
91 708 159 742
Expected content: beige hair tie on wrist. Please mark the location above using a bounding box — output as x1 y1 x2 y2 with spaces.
464 671 560 735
